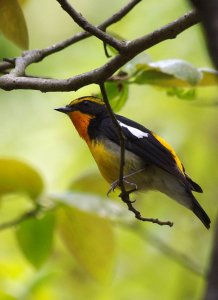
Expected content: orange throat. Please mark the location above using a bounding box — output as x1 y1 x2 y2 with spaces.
69 111 94 144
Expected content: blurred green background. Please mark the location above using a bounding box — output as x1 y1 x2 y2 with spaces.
0 0 217 299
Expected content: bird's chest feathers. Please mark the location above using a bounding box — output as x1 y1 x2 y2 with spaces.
89 141 118 182
69 111 93 144
89 140 143 184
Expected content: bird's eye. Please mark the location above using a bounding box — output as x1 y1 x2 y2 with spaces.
83 100 89 106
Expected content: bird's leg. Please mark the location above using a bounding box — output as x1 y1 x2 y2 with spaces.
107 179 119 196
107 178 137 197
107 168 145 197
119 185 138 203
107 179 118 194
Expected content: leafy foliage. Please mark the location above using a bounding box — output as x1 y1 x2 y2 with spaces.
129 59 218 87
0 0 216 299
133 59 202 86
0 0 29 49
98 58 218 111
16 212 55 268
0 158 44 200
166 87 196 100
96 80 129 112
58 204 116 282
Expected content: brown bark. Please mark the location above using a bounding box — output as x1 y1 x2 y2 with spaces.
189 0 218 69
204 217 218 300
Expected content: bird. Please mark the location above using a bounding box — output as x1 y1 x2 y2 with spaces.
55 96 211 229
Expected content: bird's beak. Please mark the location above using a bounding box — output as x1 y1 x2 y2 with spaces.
54 106 73 114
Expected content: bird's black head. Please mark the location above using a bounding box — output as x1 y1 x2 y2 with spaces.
55 96 107 117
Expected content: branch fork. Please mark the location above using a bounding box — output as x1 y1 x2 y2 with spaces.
0 1 199 91
0 0 200 227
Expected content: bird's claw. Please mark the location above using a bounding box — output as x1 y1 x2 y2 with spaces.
107 180 119 197
107 178 138 197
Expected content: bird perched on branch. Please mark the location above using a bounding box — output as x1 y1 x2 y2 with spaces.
55 96 210 229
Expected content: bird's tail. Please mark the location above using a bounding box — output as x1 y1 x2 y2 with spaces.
191 194 211 229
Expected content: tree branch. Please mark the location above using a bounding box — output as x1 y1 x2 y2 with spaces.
0 205 40 231
0 60 15 73
56 0 125 52
189 0 218 69
0 0 141 75
204 215 218 300
0 10 199 91
126 10 200 54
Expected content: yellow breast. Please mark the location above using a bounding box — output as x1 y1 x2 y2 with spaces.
88 141 120 184
88 139 146 188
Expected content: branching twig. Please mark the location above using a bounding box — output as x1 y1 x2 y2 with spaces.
0 60 15 73
56 0 125 52
0 10 199 91
0 0 141 76
0 205 41 231
100 82 173 227
0 4 198 226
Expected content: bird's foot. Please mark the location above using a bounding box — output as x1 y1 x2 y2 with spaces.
107 179 119 197
107 179 138 197
119 186 137 203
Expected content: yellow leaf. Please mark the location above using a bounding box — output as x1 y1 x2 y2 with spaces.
199 68 218 86
0 158 44 200
18 0 28 6
0 0 29 49
58 205 116 282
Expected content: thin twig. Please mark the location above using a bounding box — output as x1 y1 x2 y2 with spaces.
0 10 199 90
0 0 141 75
0 205 41 231
126 10 200 53
41 0 141 59
42 0 141 58
100 82 173 227
56 0 125 52
0 60 15 73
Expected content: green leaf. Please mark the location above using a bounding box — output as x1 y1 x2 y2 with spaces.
123 52 152 75
53 192 128 221
148 60 202 85
16 212 55 269
58 204 116 282
105 31 125 56
133 68 174 86
0 158 44 200
132 59 202 87
0 0 29 49
199 68 218 86
167 87 196 100
102 81 129 112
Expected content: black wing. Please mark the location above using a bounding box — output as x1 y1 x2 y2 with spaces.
100 115 194 190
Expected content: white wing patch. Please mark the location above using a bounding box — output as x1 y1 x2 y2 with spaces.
118 121 149 138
